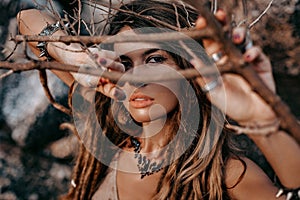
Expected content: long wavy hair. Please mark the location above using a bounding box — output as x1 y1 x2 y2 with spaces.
62 1 245 199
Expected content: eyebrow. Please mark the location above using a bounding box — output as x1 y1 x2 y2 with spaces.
142 48 161 57
119 48 161 60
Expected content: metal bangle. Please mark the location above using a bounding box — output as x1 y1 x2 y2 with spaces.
211 51 224 63
202 78 220 93
36 21 62 60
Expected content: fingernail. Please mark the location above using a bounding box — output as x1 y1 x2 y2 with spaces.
99 58 107 65
92 53 99 59
245 54 251 61
114 88 126 101
233 34 241 41
195 16 207 29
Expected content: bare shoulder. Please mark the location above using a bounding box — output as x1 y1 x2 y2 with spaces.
224 157 285 200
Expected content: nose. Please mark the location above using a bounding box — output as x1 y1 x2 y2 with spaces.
116 70 147 88
130 82 147 88
118 63 149 88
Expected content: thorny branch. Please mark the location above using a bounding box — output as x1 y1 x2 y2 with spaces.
1 0 299 143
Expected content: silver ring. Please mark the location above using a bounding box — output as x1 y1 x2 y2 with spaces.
245 39 253 51
211 51 224 63
202 78 220 93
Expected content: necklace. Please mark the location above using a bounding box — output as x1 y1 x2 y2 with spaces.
130 137 165 179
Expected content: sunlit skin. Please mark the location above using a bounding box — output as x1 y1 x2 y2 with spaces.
109 29 185 200
118 48 180 124
17 7 300 200
112 28 182 147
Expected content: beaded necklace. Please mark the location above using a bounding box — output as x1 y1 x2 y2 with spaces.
130 137 165 179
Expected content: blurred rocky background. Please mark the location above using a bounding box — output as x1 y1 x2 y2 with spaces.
0 0 299 199
0 1 78 199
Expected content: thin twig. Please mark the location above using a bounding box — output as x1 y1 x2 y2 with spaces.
100 0 112 36
12 28 214 44
82 1 180 30
249 0 274 29
39 69 72 115
0 70 13 79
0 60 228 82
211 0 218 14
2 35 19 61
59 122 81 141
77 0 82 35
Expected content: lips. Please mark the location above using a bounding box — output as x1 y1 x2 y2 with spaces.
129 93 154 108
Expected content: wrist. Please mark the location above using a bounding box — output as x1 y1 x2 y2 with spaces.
37 21 64 60
226 118 280 137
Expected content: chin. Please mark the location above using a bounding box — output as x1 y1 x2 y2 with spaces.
131 112 168 124
130 114 151 123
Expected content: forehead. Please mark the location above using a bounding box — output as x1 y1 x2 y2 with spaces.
113 27 161 56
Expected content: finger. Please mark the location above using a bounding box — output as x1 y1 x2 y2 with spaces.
190 58 222 91
244 46 271 71
91 49 118 60
214 9 227 25
92 49 123 70
195 17 221 55
96 83 114 98
107 61 125 72
195 9 226 30
93 56 125 73
244 46 261 62
195 16 207 29
232 27 246 44
195 12 226 62
96 83 126 101
243 46 275 92
71 73 100 88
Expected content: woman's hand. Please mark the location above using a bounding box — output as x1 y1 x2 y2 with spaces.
17 9 125 100
94 50 126 100
71 48 126 100
193 10 277 125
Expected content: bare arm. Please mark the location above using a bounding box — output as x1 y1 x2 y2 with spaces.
17 9 93 87
195 10 300 198
249 131 300 188
17 9 124 97
225 158 286 200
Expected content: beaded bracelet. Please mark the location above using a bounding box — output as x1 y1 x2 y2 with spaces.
36 21 62 60
225 119 281 136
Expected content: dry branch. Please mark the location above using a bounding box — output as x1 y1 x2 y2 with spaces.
38 69 72 115
3 0 300 143
184 0 300 142
0 60 229 82
12 29 213 45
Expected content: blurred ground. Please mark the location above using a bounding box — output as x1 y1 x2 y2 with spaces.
0 0 299 199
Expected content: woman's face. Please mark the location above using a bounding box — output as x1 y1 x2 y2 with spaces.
114 28 181 123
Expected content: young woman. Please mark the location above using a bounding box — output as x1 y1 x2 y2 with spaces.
17 0 300 199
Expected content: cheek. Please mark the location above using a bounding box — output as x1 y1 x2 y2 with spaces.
158 91 178 113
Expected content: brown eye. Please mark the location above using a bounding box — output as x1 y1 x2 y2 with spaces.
146 55 167 64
